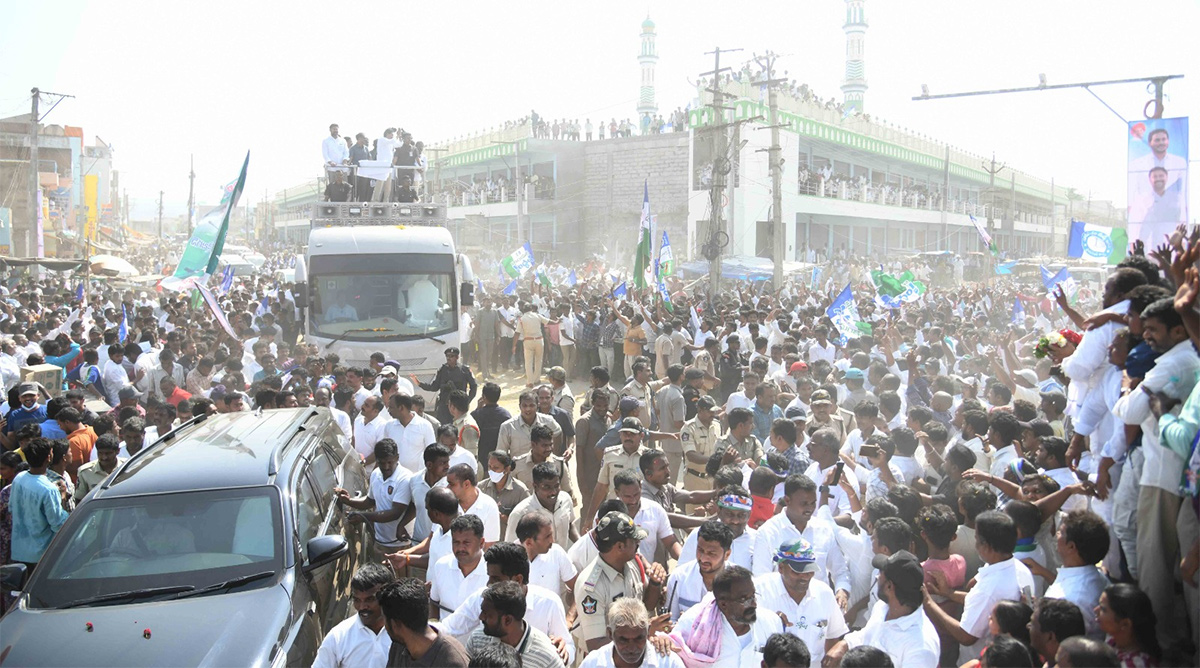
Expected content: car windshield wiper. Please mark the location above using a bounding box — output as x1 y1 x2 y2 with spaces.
57 585 196 609
323 327 395 349
164 570 278 600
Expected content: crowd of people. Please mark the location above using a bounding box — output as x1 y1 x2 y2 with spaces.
2 228 1200 668
322 123 429 203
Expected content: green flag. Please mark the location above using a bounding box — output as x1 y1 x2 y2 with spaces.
161 152 249 291
632 181 652 289
871 270 905 297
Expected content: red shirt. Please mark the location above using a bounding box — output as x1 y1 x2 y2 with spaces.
749 495 775 529
165 387 192 408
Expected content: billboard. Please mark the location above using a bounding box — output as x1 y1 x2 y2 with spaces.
1127 117 1188 244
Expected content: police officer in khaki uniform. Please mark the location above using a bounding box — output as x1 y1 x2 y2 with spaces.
679 396 722 492
714 406 764 466
573 511 667 651
585 417 649 530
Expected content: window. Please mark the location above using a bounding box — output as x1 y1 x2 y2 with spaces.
30 488 282 609
309 253 458 341
295 473 325 549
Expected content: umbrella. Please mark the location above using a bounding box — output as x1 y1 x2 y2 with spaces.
89 254 139 277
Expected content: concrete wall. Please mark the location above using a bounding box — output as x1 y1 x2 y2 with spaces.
580 132 689 266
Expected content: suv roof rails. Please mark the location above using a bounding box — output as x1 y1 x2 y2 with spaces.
267 408 322 478
102 411 211 491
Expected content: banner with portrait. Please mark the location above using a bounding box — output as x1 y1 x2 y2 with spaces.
1127 117 1188 245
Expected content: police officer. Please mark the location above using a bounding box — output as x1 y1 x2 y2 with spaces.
585 417 650 531
679 396 722 493
573 511 667 652
410 347 478 425
681 368 706 420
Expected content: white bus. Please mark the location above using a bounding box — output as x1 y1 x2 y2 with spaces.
293 202 475 374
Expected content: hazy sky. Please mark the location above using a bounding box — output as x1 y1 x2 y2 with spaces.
2 0 1196 221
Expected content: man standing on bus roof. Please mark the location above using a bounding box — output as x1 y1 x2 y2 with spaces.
410 348 478 425
322 123 349 170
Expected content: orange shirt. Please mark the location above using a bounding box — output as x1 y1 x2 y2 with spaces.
66 425 98 483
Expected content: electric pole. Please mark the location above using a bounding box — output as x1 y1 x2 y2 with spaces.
25 88 73 257
700 46 740 298
187 154 195 236
983 153 1006 279
27 89 38 258
755 51 788 289
157 190 164 240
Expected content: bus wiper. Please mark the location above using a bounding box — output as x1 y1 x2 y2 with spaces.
323 327 395 349
57 585 196 609
165 570 277 600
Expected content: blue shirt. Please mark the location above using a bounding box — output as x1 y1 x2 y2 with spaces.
751 402 783 443
5 404 47 435
9 471 69 563
39 419 67 441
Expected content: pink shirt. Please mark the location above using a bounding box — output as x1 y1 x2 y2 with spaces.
923 555 967 593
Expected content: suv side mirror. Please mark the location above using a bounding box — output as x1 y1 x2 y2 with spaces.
0 563 26 590
460 282 475 307
294 282 308 309
303 535 348 572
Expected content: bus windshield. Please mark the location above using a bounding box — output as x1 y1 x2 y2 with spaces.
310 270 457 340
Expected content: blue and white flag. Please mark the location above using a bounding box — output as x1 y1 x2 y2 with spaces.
1040 266 1078 301
476 278 485 295
75 282 86 307
118 304 128 343
1012 297 1026 324
219 265 235 294
995 261 1017 275
612 282 627 299
1067 220 1128 265
826 284 865 341
502 279 518 295
566 269 578 287
501 243 535 279
256 293 269 316
657 231 674 278
810 266 823 287
657 279 674 312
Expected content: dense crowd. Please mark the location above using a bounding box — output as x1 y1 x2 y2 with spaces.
2 230 1200 668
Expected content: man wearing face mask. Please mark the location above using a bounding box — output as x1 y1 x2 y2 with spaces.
580 597 685 668
671 565 783 667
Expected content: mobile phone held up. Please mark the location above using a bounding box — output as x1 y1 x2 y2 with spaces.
831 461 845 486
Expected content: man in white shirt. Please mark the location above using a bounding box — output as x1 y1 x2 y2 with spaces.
1061 269 1143 422
337 439 410 558
825 550 941 668
751 474 851 609
447 463 501 542
678 486 757 567
428 514 490 620
314 387 352 438
672 565 783 668
1045 510 1111 639
353 396 388 468
437 541 575 664
754 538 849 665
666 521 732 622
614 470 677 564
322 123 349 172
922 510 1036 664
312 563 392 668
382 394 438 474
514 510 578 597
581 598 685 668
102 345 133 406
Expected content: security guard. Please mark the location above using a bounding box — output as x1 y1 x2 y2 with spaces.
715 406 765 466
573 511 666 652
679 396 722 492
585 417 649 530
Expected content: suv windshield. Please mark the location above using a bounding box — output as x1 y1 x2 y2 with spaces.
28 487 283 609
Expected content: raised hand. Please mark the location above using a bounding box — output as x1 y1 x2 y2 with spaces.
1176 267 1200 315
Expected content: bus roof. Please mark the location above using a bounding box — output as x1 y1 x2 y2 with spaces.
307 225 454 257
